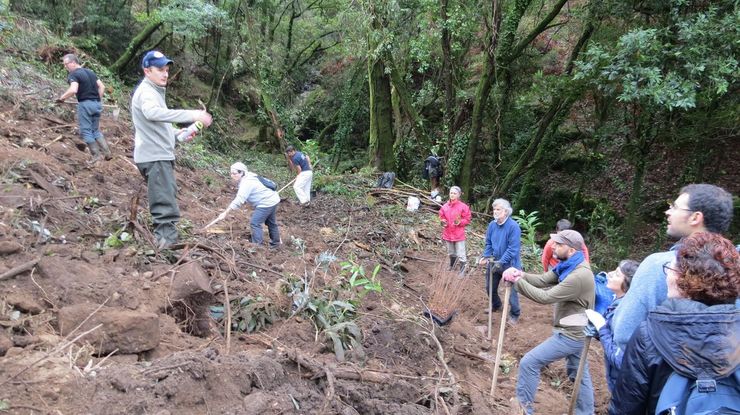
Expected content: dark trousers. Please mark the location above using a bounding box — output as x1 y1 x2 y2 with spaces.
485 262 521 317
137 160 180 245
250 204 280 247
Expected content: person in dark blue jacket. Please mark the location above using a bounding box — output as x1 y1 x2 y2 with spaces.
586 259 639 392
609 232 740 415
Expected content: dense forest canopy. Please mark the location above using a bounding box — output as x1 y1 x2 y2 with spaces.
5 0 738 260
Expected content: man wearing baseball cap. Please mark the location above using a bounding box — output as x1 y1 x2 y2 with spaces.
131 50 212 249
502 229 595 415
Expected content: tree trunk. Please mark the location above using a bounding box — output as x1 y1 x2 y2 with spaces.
458 0 503 196
440 0 455 153
110 20 163 75
388 61 429 147
367 58 395 171
494 19 596 195
460 0 571 197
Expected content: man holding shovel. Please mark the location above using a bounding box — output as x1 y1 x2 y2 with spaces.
502 230 595 415
57 53 111 163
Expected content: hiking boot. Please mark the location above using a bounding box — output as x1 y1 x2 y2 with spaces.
458 261 467 275
97 137 113 160
86 141 102 164
507 315 520 326
448 256 457 271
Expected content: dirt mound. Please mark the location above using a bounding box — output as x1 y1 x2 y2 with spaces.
0 50 611 414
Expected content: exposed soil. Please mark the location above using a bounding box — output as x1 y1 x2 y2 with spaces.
0 56 611 415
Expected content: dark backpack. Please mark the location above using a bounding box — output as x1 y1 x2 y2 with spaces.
257 175 277 191
377 172 395 189
655 369 740 415
423 156 441 180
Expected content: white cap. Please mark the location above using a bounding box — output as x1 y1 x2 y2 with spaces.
230 162 248 174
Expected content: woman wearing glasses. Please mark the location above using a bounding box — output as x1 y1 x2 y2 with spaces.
609 232 739 414
585 259 640 392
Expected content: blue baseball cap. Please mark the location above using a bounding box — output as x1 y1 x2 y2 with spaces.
142 50 173 69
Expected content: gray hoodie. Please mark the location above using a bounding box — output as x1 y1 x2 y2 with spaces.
131 78 199 163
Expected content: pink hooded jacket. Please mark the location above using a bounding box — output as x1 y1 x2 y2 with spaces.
439 199 472 242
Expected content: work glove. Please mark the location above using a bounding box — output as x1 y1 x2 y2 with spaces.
490 261 503 274
585 309 606 331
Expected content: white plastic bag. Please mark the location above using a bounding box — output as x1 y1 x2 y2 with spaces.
406 196 420 211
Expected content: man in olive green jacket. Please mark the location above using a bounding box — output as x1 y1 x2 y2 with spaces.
502 230 595 415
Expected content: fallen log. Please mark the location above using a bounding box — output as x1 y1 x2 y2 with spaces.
0 258 40 281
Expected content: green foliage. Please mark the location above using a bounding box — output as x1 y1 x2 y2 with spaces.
96 226 133 252
324 321 363 362
513 210 543 271
156 0 227 40
341 261 383 297
513 210 542 250
575 2 739 110
282 276 362 361
443 130 469 188
176 140 229 172
214 295 280 334
281 259 381 361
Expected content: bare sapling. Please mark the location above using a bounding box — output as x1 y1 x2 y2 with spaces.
426 261 471 324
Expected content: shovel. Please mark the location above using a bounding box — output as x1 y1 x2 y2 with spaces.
559 313 591 415
490 282 511 396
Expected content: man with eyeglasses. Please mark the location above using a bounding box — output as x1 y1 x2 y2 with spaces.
57 53 111 163
131 50 212 249
609 184 733 354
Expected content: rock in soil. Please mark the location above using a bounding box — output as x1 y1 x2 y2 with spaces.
0 240 23 255
57 303 160 354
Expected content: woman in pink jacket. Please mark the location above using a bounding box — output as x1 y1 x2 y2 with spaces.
439 186 472 272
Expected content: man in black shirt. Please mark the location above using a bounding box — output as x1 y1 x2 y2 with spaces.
57 53 111 163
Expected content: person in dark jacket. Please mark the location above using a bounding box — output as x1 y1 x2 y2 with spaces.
585 259 639 392
609 232 740 415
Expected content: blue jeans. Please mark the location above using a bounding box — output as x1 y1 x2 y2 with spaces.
485 263 521 317
517 332 594 415
250 205 280 247
77 100 103 143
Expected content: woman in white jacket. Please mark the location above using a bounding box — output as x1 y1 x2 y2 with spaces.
205 162 281 248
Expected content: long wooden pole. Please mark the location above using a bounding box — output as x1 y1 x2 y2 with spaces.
490 283 511 396
567 336 592 415
487 266 494 340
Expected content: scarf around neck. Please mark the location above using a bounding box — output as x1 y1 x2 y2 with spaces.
553 251 585 282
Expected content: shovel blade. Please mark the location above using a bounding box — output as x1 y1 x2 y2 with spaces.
559 313 588 327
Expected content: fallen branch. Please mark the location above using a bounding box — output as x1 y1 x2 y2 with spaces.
220 267 232 356
42 134 65 147
0 258 40 281
25 168 64 198
319 368 336 415
403 254 438 263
